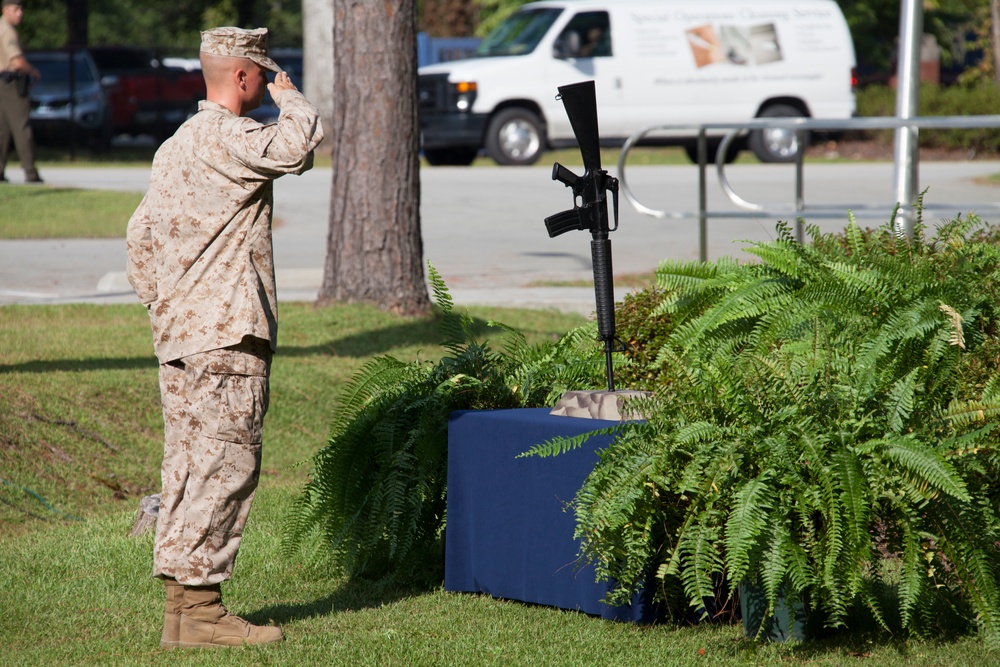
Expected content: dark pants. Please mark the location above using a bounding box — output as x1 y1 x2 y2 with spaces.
0 77 38 180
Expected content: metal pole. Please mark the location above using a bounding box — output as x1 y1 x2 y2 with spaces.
698 128 707 262
795 129 805 243
893 0 923 237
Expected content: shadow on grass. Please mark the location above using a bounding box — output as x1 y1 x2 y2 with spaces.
0 313 517 374
0 357 158 373
0 185 91 198
247 579 433 626
278 315 508 360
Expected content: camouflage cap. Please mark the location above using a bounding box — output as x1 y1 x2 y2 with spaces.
2 0 24 7
200 27 281 73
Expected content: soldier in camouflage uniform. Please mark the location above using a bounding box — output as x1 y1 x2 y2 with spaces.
126 26 324 649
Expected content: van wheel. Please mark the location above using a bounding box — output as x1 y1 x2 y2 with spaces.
749 104 807 163
485 108 545 166
683 138 740 164
423 147 478 166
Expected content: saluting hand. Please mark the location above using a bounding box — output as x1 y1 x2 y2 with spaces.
267 71 297 98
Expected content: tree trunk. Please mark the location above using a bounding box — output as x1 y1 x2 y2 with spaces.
319 0 430 316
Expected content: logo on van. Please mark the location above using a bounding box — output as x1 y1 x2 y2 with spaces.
686 22 783 68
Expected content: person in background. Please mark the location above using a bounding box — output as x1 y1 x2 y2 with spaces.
125 26 324 649
0 0 41 184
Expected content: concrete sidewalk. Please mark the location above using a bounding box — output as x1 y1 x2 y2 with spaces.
3 161 1000 313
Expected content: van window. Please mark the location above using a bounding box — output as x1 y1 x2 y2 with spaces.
555 11 612 59
474 8 564 57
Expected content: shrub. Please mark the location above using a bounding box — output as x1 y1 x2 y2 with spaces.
855 82 1000 153
543 213 1000 643
613 286 677 391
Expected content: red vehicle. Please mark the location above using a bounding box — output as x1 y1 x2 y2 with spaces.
88 46 205 141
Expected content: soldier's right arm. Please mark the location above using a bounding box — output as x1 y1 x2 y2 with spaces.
229 87 324 179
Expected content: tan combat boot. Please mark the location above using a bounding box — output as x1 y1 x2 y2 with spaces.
178 584 284 648
160 577 183 649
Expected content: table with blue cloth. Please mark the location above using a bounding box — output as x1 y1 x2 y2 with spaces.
445 408 658 622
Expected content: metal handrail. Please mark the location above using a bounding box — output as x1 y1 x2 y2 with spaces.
616 115 1000 261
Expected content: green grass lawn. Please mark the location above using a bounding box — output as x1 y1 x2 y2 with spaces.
0 302 994 665
0 183 144 238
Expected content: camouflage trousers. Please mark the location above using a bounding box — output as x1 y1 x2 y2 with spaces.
153 336 272 586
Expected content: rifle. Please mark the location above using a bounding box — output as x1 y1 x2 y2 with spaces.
544 80 621 391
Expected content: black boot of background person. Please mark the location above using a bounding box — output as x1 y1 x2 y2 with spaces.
24 169 42 184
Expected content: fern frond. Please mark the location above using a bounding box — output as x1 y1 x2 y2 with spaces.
743 240 811 280
519 424 622 459
938 302 966 349
942 399 1000 429
885 369 919 434
677 513 723 615
834 447 870 556
759 520 788 614
725 475 773 585
883 437 971 502
822 260 891 303
427 261 453 314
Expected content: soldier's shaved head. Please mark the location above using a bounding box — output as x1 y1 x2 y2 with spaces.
200 52 251 88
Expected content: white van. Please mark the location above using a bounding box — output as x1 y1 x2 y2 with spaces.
418 0 856 165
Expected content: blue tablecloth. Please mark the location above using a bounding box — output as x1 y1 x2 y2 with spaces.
445 408 659 622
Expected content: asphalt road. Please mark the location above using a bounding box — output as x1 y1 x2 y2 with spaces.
3 159 1000 314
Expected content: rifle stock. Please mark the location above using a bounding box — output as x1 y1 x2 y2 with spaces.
556 81 603 173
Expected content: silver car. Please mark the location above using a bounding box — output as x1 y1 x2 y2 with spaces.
28 50 113 151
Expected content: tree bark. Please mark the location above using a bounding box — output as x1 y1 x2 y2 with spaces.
319 0 430 316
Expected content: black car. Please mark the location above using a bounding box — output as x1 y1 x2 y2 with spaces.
27 50 113 150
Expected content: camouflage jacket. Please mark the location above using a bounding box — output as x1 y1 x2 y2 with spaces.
126 89 324 363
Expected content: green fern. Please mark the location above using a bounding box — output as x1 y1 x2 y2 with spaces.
571 214 1000 642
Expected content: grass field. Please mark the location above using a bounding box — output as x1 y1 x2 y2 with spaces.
0 302 994 665
0 183 143 238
